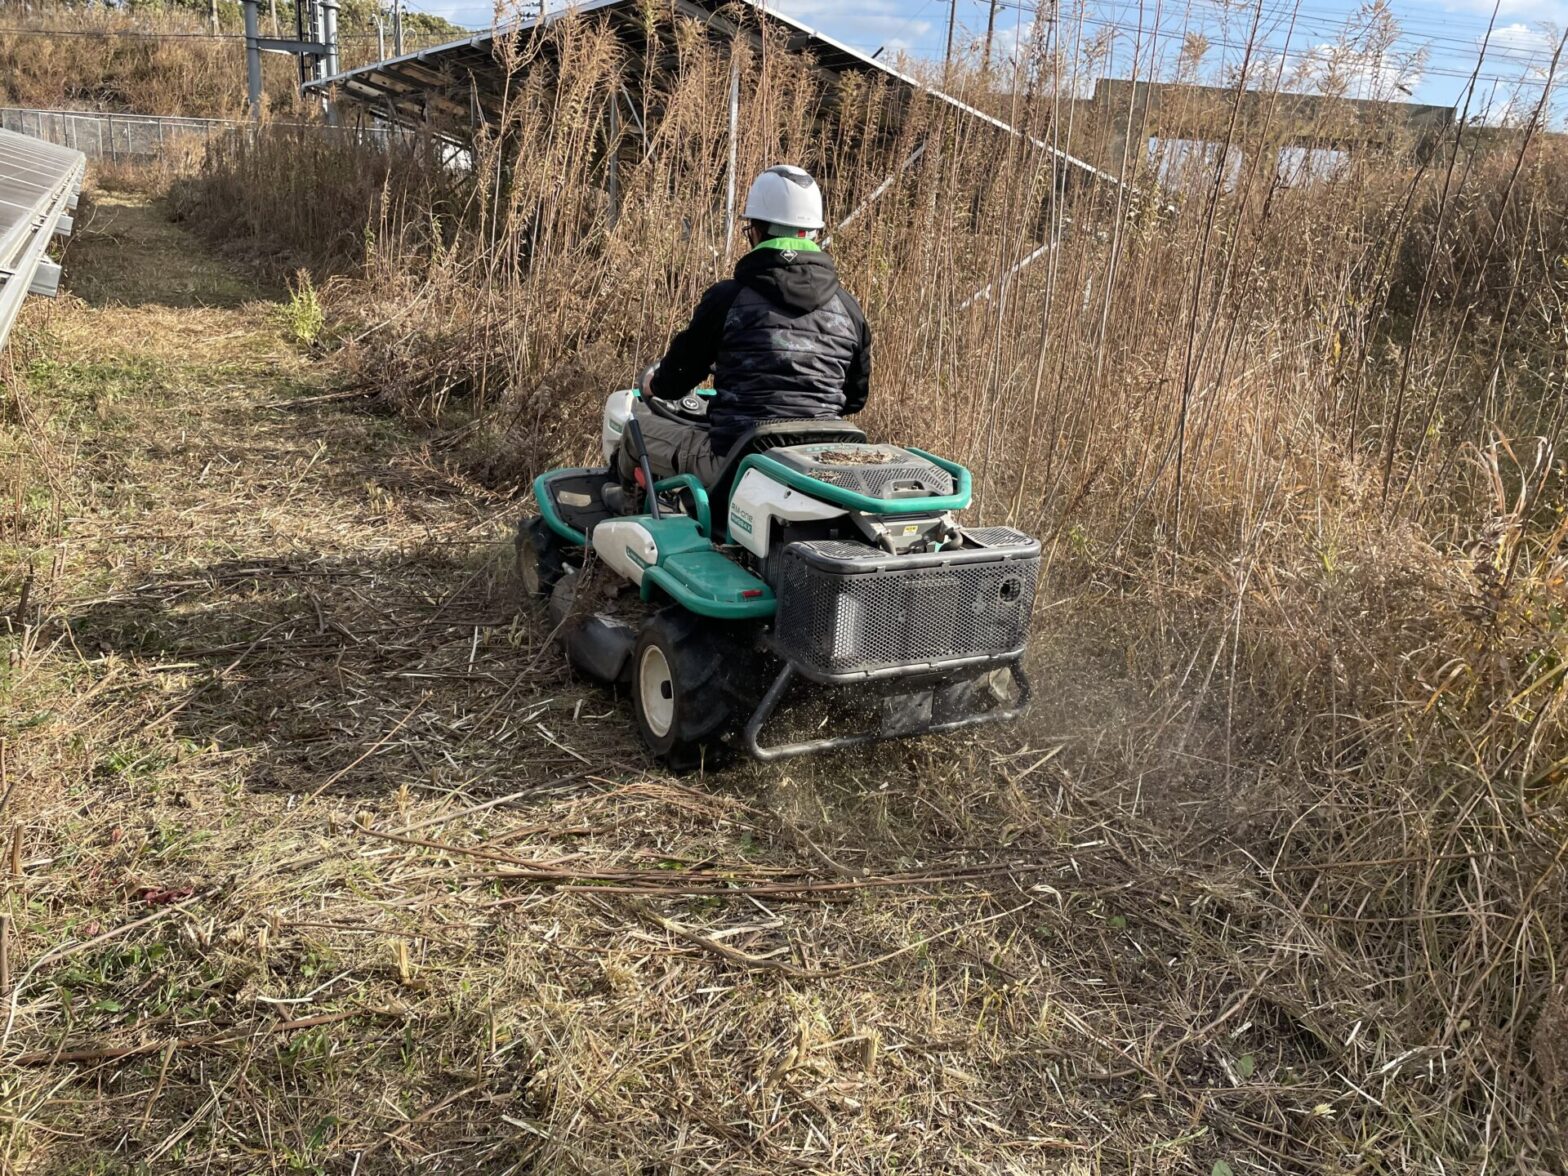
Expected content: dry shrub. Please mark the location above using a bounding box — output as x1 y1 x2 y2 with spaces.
0 0 462 118
0 1 300 117
170 3 1568 1166
168 123 465 273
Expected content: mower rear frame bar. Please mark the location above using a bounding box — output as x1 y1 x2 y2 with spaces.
742 661 1032 762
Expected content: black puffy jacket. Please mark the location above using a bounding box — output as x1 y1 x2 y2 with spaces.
649 241 872 455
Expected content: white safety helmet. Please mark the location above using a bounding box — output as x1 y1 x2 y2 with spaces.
742 164 825 232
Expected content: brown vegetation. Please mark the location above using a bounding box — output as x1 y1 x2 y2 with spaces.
4 2 1568 1172
0 0 460 118
174 9 1568 1167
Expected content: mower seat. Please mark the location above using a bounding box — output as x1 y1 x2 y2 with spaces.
704 419 868 521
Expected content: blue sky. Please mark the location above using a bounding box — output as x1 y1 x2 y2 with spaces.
413 1 1565 118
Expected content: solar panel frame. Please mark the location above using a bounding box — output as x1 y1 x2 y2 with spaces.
0 125 86 354
305 0 1124 188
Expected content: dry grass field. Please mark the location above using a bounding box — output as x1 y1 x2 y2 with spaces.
0 190 1307 1175
3 4 1568 1172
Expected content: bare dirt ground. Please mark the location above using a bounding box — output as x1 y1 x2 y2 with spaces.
2 193 1370 1174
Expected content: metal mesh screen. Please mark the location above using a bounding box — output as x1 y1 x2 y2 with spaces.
967 526 1034 546
852 463 954 497
776 540 1039 677
771 446 954 499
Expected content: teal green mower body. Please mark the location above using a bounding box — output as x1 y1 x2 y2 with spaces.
519 392 1039 767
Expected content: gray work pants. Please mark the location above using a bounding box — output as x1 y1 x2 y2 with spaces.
615 403 726 486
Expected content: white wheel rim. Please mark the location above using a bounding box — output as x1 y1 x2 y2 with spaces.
639 645 675 739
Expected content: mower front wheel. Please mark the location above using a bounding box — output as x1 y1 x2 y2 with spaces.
515 516 571 599
631 609 741 770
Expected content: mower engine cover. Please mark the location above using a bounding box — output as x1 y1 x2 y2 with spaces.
766 443 956 500
727 445 937 555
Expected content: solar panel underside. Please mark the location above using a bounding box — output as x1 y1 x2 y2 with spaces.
306 0 1119 186
0 128 82 254
0 125 86 351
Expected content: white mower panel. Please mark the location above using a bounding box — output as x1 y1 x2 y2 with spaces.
728 468 847 559
591 519 658 585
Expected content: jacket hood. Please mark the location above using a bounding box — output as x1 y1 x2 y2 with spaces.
733 246 841 314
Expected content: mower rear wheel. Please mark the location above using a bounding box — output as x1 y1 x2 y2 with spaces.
631 609 741 770
516 516 571 599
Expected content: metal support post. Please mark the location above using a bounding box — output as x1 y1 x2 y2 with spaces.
243 0 264 121
295 0 309 90
724 51 740 256
323 0 340 79
394 0 405 55
312 1 325 82
607 97 620 226
313 1 332 119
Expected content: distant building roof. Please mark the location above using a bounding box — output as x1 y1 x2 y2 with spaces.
308 0 1123 188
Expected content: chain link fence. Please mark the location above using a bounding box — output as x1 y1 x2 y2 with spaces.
0 107 239 163
0 107 406 164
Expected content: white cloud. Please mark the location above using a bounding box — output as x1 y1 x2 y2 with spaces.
1287 41 1426 99
768 0 934 55
990 18 1035 67
1487 21 1561 68
1446 0 1567 24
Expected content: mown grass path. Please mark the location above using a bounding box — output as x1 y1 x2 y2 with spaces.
0 192 1334 1175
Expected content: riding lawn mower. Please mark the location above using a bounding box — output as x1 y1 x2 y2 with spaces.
517 388 1040 766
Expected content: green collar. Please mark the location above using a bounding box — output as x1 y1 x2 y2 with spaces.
753 237 822 253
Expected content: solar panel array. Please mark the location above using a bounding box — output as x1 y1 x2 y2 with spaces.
305 0 1122 188
0 125 85 353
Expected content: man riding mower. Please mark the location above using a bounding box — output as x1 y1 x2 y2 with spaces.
518 166 1039 766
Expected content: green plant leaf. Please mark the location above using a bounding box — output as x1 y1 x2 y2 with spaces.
1237 1053 1255 1079
1212 1162 1235 1176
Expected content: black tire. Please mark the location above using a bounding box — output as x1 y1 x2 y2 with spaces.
631 608 747 770
515 515 570 599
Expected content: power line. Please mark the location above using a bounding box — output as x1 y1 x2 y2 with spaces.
1 0 1556 91
992 0 1563 64
971 0 1565 87
0 24 417 43
899 0 1563 80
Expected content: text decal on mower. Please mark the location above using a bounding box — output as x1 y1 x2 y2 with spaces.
730 506 755 535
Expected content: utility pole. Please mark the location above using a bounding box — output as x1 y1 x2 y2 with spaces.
982 0 999 77
244 0 262 118
944 0 958 81
393 0 405 55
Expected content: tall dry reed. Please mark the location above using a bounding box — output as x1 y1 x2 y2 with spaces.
176 2 1568 1166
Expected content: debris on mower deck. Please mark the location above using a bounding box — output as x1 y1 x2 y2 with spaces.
517 388 1039 767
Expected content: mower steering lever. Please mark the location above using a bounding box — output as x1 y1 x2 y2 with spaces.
622 411 661 521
